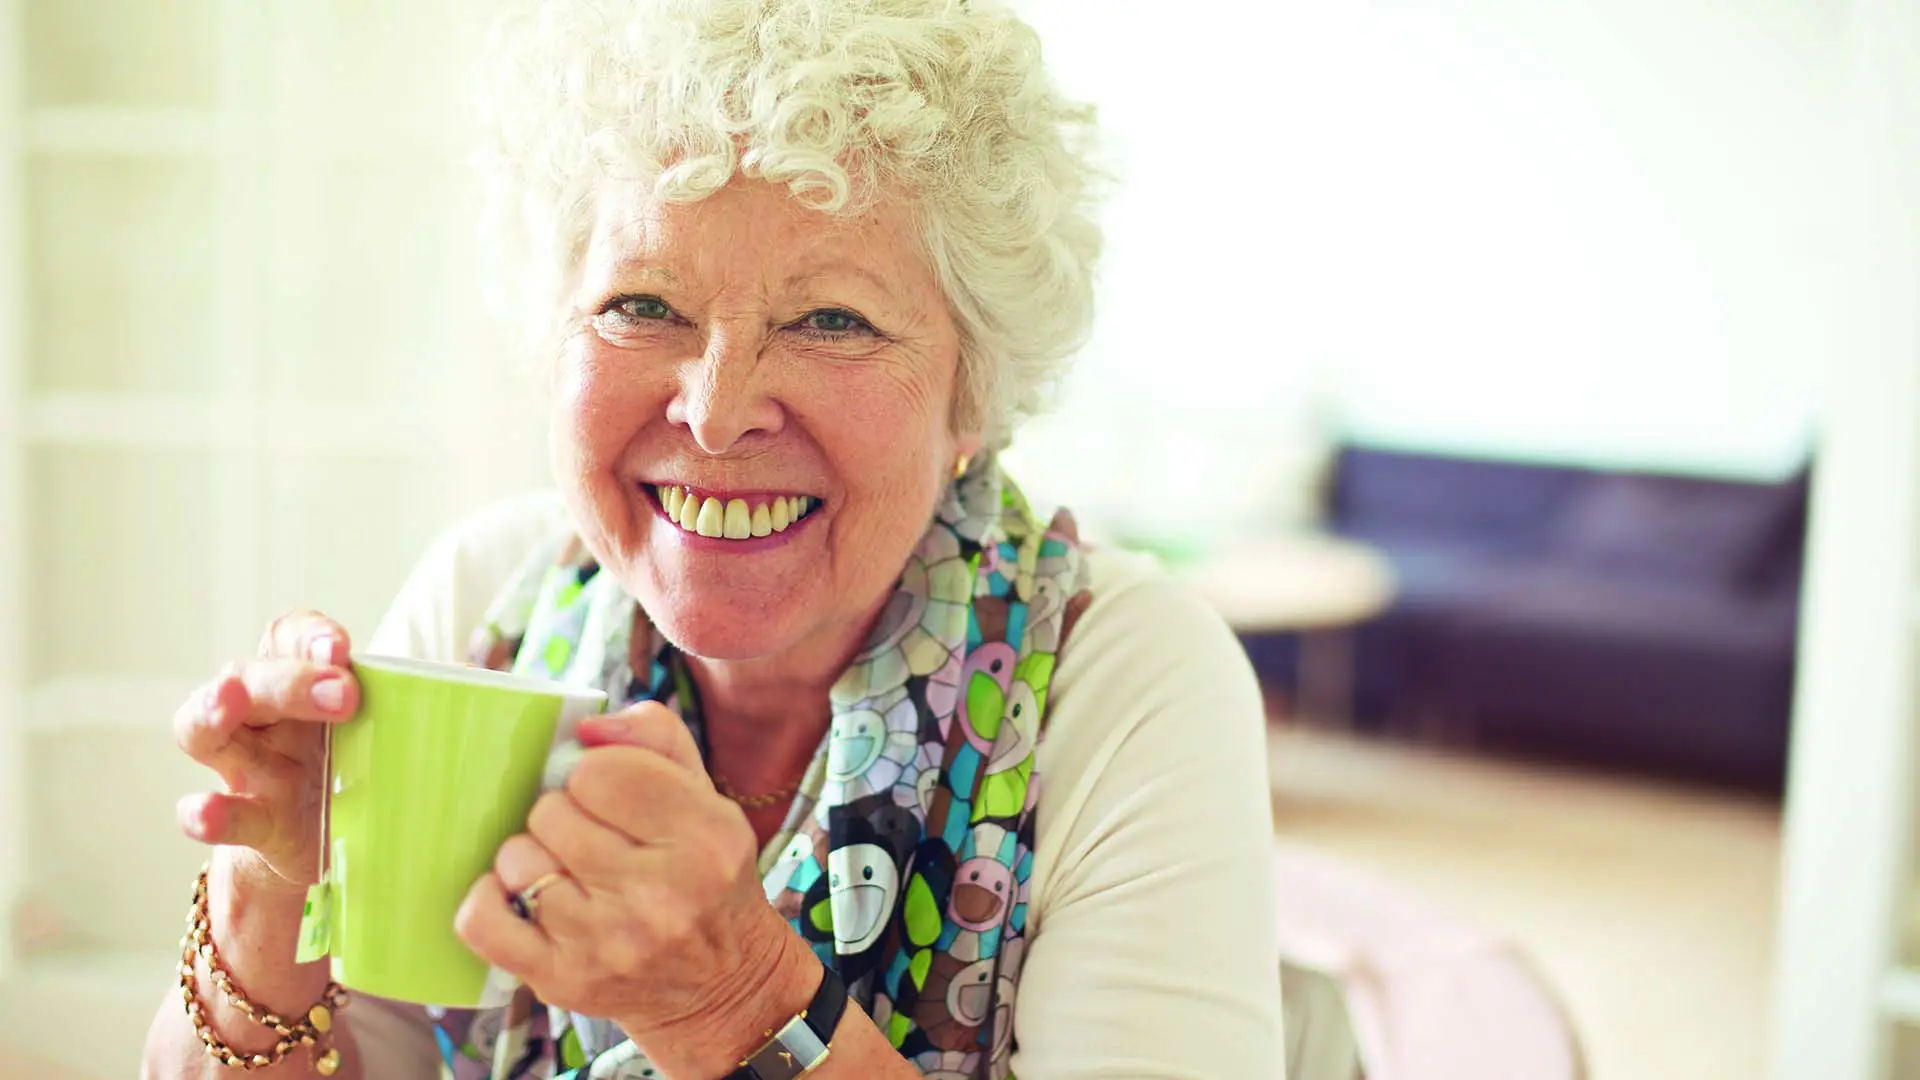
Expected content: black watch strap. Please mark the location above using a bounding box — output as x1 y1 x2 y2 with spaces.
724 963 847 1080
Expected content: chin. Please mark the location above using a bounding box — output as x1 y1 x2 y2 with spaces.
654 615 798 662
641 586 810 662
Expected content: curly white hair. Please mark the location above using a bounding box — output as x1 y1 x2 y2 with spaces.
476 0 1106 448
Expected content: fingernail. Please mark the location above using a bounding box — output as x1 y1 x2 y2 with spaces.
308 635 336 665
311 675 348 714
576 715 629 747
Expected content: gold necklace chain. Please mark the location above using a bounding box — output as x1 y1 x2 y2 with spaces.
711 771 803 810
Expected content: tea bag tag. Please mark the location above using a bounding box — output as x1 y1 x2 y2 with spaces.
295 880 332 963
296 718 336 964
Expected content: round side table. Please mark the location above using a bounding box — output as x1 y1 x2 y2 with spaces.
1174 534 1397 726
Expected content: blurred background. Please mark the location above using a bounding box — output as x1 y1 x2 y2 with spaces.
0 1 1913 1078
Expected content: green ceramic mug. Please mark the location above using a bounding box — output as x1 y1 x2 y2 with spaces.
323 655 606 1007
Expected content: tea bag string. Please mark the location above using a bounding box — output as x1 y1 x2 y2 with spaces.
318 720 333 887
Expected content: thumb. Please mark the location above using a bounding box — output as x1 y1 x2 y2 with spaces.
575 702 705 775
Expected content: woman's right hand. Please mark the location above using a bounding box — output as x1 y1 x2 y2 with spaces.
173 610 362 895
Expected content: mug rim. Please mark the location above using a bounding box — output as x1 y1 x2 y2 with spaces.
351 653 609 703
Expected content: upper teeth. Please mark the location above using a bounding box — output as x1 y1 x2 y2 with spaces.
657 486 815 540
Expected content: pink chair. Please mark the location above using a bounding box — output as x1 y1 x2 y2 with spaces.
1274 845 1586 1080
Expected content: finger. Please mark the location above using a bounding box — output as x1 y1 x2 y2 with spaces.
173 675 252 768
259 609 353 666
237 657 359 725
177 790 285 851
493 834 592 935
456 873 556 987
493 834 583 900
575 702 706 777
527 791 635 887
565 745 712 843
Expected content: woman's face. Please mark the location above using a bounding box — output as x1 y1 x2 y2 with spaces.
551 178 979 663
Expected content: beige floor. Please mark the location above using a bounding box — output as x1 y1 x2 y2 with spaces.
1269 723 1783 1080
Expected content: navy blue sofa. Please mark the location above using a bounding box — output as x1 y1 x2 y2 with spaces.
1257 446 1809 790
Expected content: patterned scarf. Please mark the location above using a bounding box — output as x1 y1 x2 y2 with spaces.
420 457 1090 1080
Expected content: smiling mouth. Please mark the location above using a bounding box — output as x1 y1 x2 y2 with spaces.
954 980 993 1023
649 484 822 541
833 881 890 951
827 735 879 780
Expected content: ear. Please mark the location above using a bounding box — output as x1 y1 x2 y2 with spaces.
944 359 987 464
953 431 986 464
947 431 987 483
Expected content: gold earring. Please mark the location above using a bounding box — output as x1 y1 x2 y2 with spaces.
954 454 972 479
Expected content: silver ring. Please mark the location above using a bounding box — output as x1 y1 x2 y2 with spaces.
508 871 568 922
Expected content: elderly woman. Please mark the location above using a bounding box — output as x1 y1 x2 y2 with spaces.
145 1 1280 1077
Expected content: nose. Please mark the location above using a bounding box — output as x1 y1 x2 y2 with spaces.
665 323 783 455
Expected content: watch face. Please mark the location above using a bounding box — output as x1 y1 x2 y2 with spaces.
742 1016 831 1080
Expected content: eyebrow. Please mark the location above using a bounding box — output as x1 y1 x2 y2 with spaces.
605 261 681 285
601 259 899 297
783 263 898 296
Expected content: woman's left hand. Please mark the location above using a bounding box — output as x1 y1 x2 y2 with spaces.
455 702 818 1068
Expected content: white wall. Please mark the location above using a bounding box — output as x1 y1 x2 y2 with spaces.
1009 0 1847 532
1769 0 1920 1073
3 0 539 988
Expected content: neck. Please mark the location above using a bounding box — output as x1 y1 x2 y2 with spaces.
685 651 837 744
681 601 879 790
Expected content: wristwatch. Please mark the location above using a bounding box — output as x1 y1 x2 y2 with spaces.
724 963 848 1079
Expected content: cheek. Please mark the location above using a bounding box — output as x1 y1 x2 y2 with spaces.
811 369 953 489
553 345 659 470
549 344 595 452
823 401 943 520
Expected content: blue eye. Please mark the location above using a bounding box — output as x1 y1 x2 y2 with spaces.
799 309 873 337
615 296 672 320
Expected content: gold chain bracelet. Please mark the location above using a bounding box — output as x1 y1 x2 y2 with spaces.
179 865 350 1074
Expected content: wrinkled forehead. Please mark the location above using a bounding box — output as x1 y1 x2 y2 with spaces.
578 175 931 288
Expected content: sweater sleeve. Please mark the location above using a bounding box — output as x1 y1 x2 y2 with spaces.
1010 550 1286 1079
363 491 570 662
